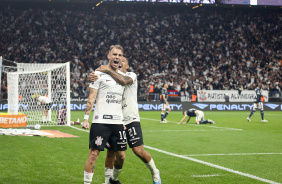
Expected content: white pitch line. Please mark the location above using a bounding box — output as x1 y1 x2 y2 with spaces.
183 153 282 157
141 117 243 131
144 145 281 184
69 125 88 132
192 174 221 177
143 129 238 132
69 126 280 184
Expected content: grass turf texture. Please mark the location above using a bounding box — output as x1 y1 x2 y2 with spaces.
0 111 281 184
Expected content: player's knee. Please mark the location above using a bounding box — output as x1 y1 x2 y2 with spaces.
88 148 99 164
114 151 126 169
132 146 145 157
116 151 126 162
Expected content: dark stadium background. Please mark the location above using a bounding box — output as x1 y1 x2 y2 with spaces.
0 0 281 104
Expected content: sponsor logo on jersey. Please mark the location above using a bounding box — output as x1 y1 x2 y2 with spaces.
106 99 122 104
124 116 130 121
106 80 111 82
103 115 113 119
95 136 103 146
106 94 122 104
113 115 121 120
103 115 121 120
264 104 279 109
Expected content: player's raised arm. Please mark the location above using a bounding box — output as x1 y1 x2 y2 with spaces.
96 65 133 86
82 88 98 129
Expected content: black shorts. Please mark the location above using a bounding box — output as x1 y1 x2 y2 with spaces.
89 123 127 151
125 121 144 148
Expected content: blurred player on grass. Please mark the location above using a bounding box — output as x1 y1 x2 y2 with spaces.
89 56 162 184
160 83 170 123
247 83 268 122
57 105 66 125
34 94 52 123
178 108 215 125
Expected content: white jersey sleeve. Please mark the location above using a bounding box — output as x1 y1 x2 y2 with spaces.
38 96 52 104
89 71 125 124
122 72 140 125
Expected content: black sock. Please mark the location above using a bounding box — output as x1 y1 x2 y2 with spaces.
249 110 255 118
260 110 264 120
164 111 169 119
199 120 208 124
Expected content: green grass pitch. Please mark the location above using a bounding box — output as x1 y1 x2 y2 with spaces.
0 111 281 184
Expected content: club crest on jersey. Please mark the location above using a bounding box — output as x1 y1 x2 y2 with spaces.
95 115 99 120
95 136 103 146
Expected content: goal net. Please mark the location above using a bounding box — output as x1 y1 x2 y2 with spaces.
7 62 71 126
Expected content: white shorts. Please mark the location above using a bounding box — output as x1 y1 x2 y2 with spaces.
196 111 205 122
161 103 169 111
253 102 264 110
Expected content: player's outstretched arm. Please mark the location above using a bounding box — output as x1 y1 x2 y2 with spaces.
97 65 133 86
178 115 187 124
185 117 191 124
82 88 98 129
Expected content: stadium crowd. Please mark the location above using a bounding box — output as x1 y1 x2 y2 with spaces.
0 3 281 99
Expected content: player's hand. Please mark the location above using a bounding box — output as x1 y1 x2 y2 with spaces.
96 65 110 73
89 71 98 82
82 120 89 129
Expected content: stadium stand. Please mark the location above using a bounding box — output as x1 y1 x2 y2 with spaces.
0 2 281 100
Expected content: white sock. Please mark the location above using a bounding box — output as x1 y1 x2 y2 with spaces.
105 167 113 184
84 170 94 184
145 158 158 176
112 167 122 181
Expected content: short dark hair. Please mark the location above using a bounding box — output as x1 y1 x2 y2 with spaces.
123 57 130 66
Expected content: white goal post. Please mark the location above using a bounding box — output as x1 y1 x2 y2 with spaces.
7 62 71 126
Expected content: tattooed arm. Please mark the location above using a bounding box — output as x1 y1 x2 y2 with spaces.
96 65 133 86
82 88 98 129
105 70 133 86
